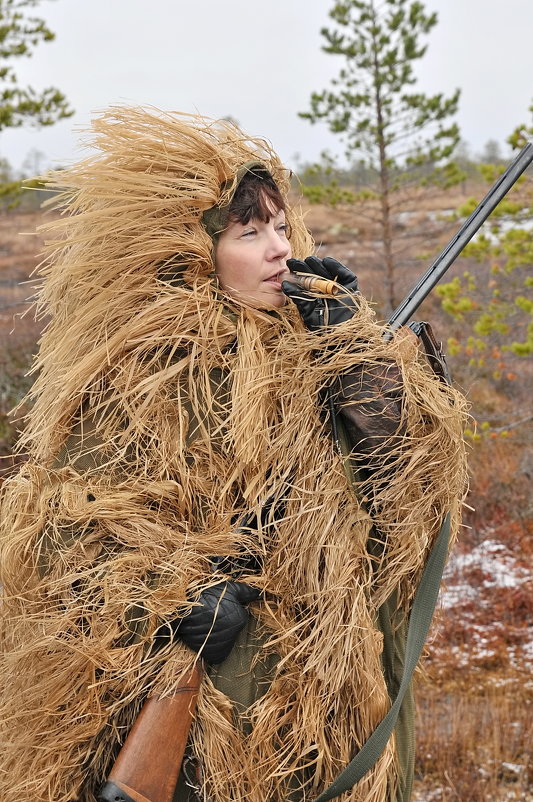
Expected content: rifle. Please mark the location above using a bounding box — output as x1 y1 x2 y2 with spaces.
98 663 202 802
386 141 533 334
98 142 532 802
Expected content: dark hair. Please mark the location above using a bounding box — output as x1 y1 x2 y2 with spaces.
228 171 287 225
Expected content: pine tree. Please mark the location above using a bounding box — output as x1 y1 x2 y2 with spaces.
300 0 461 313
0 0 73 131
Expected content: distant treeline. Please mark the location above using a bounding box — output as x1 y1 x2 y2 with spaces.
293 138 512 192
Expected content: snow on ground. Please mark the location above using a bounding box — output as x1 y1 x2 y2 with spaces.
427 530 533 683
442 538 530 601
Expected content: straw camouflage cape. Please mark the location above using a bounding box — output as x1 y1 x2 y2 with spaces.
0 108 467 802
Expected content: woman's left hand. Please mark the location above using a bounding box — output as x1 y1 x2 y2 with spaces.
282 256 359 331
172 580 261 664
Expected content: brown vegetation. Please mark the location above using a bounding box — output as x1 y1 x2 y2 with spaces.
0 211 45 475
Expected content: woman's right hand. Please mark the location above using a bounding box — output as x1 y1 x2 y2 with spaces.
282 256 359 331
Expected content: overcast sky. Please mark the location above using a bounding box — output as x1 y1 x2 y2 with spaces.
1 0 532 175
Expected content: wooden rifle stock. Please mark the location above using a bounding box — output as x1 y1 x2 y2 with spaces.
98 662 202 802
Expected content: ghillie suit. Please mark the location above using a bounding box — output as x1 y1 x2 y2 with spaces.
0 108 467 802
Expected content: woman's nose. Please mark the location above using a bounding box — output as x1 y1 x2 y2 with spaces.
267 229 290 260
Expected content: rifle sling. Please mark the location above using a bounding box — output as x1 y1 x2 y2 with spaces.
312 512 451 802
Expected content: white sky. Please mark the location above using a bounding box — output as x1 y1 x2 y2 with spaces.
1 0 532 174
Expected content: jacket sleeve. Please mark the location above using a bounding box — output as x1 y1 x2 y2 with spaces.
334 360 406 480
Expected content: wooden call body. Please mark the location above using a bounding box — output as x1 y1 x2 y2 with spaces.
98 663 202 802
289 272 341 296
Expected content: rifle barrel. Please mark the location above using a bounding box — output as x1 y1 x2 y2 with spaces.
387 141 533 333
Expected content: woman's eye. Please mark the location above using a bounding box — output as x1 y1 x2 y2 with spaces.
277 224 288 235
241 228 256 238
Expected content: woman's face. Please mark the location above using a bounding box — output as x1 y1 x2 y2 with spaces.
214 206 292 309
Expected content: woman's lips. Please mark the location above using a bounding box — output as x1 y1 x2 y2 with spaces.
265 279 283 289
264 270 289 290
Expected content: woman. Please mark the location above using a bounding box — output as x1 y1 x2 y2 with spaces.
0 107 467 802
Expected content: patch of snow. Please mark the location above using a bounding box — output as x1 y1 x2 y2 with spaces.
439 581 477 608
442 539 529 602
520 638 533 661
472 218 533 245
500 761 526 777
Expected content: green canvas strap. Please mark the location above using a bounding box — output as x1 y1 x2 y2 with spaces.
313 512 451 802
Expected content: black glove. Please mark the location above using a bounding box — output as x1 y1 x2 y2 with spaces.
282 256 359 331
172 580 261 664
